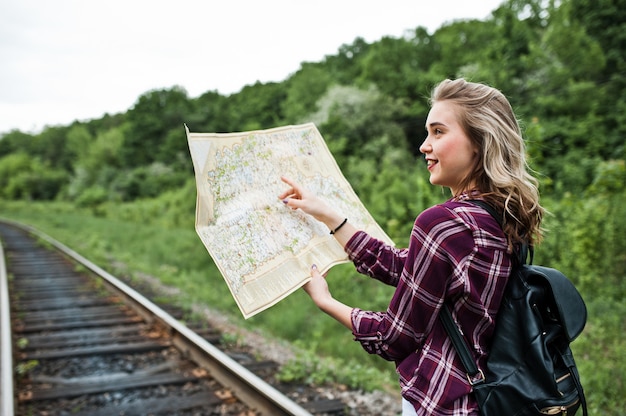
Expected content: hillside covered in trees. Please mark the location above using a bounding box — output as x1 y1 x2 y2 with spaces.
1 0 625 413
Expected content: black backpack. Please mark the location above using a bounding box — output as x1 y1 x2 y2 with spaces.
440 200 588 415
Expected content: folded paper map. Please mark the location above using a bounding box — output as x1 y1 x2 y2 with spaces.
186 123 393 318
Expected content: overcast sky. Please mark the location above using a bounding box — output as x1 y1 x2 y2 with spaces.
0 0 503 135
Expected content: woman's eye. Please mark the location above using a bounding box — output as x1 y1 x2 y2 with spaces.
435 128 443 135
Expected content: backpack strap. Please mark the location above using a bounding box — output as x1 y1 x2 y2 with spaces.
440 199 517 383
467 199 533 265
440 306 484 384
439 199 503 383
467 199 501 227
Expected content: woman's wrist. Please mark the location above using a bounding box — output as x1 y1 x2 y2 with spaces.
317 297 354 330
314 294 334 311
329 218 348 235
321 213 347 233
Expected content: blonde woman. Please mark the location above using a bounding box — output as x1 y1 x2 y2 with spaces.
279 78 543 415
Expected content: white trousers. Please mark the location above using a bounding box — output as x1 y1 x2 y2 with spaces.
402 398 418 416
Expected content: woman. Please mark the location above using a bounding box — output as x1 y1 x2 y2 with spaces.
278 78 544 415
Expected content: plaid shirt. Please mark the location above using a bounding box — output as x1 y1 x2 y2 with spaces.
346 199 512 415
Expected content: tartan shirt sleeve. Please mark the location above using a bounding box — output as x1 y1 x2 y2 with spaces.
345 200 511 415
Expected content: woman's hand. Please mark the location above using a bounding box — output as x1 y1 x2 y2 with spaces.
303 264 353 330
302 264 333 306
278 176 358 246
278 176 335 222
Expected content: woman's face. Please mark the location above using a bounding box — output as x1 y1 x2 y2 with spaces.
420 101 478 196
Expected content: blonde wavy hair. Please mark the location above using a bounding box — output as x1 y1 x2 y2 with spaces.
430 78 544 248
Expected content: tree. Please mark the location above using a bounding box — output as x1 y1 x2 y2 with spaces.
429 19 497 81
0 152 68 200
321 37 372 85
67 126 126 201
357 30 434 101
310 85 408 163
281 63 334 123
187 90 232 133
66 124 94 166
26 126 72 171
123 86 193 167
0 130 34 158
569 0 626 159
226 81 287 131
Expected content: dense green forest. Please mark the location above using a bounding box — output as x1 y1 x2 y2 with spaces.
1 0 625 413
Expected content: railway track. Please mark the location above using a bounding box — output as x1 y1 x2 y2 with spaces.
0 220 349 415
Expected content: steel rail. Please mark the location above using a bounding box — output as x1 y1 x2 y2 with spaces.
0 238 15 416
1 219 312 416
